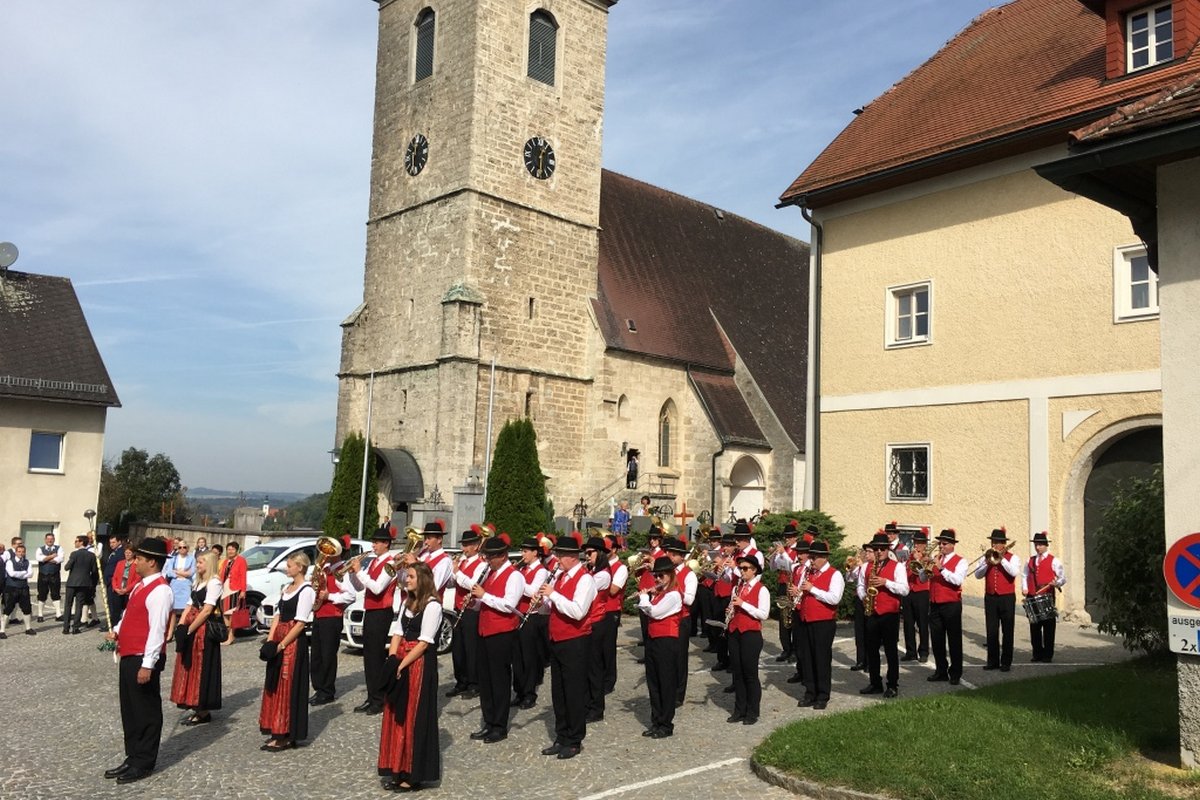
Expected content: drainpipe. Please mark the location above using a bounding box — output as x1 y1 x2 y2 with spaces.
801 206 822 510
710 442 725 526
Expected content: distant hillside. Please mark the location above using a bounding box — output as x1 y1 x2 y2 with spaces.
188 487 311 503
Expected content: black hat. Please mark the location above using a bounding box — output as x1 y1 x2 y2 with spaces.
808 540 830 557
733 520 752 538
867 532 890 550
584 536 608 553
662 536 688 554
989 528 1009 543
647 526 663 540
884 521 898 533
554 532 583 554
720 532 737 545
913 528 929 544
651 556 674 574
134 537 170 561
706 528 722 541
1032 531 1050 546
736 555 761 574
372 523 395 543
520 537 540 551
421 520 445 537
805 524 820 536
794 538 811 554
782 520 799 537
936 529 958 544
461 523 485 545
482 535 510 556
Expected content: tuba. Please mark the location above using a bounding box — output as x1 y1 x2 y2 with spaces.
383 527 423 577
312 535 343 594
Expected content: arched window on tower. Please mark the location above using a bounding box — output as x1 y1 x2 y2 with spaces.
528 10 557 86
658 400 676 468
414 8 436 82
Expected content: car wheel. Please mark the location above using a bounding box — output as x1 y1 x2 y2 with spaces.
437 610 455 655
245 594 264 634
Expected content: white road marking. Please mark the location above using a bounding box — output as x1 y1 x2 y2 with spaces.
578 758 747 800
958 679 977 689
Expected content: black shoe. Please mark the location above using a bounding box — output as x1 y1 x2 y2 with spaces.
104 762 130 779
542 742 564 756
711 663 729 673
813 701 828 710
366 705 383 715
949 677 961 685
859 684 883 695
883 687 898 698
927 673 949 682
919 655 929 663
642 728 658 737
849 663 864 671
775 652 791 662
353 700 373 713
1000 665 1011 672
469 728 490 740
982 665 999 671
797 696 815 708
722 685 735 694
309 694 333 706
37 616 44 623
445 686 465 698
0 633 6 640
743 717 758 725
483 732 507 744
87 619 99 628
71 628 81 635
1030 656 1043 663
585 712 603 723
518 696 537 710
726 714 744 723
26 629 36 636
55 615 63 622
459 689 479 700
702 646 719 653
63 628 71 635
635 657 646 665
675 698 685 708
901 653 917 662
116 768 151 784
786 673 804 684
650 729 672 738
556 745 581 760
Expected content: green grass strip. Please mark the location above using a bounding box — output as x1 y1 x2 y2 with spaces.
755 656 1191 800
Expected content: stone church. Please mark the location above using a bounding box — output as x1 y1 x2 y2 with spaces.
336 0 808 535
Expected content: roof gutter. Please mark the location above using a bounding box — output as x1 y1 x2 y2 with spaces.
800 206 821 511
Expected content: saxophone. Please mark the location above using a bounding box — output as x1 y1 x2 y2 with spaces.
724 579 744 628
864 558 878 617
782 562 808 629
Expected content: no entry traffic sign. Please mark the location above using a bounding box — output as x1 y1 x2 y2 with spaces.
1164 532 1200 610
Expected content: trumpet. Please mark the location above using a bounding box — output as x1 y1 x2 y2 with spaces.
985 541 1010 566
627 552 647 573
333 554 363 579
384 527 424 577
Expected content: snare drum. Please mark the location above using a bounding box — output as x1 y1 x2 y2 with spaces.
1022 592 1057 623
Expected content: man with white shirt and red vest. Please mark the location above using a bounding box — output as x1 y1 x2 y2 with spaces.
405 519 453 600
602 535 627 694
795 540 845 710
104 537 172 785
768 521 801 663
637 556 683 738
725 554 770 724
309 535 356 705
975 527 1019 672
348 524 400 715
733 521 764 568
785 536 813 689
709 532 737 671
901 528 932 663
513 536 550 709
927 529 967 685
470 534 524 743
884 521 910 564
583 535 612 723
635 525 666 659
538 532 596 760
447 526 487 699
859 532 909 698
664 535 698 707
1023 531 1066 663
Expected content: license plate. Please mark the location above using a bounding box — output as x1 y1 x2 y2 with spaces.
351 625 363 637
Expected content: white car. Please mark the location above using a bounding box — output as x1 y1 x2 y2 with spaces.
342 558 457 656
243 536 369 632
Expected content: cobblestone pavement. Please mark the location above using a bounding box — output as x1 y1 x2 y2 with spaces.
0 603 1126 800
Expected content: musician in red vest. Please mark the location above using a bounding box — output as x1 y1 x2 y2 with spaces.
927 528 967 685
785 535 812 689
664 535 698 707
448 526 487 699
103 537 173 784
636 556 683 738
309 534 356 705
709 532 737 672
795 540 844 710
469 534 523 743
537 532 596 760
725 554 769 724
1022 531 1066 663
635 525 666 661
974 527 1020 672
348 524 400 715
858 532 909 698
513 536 550 709
583 535 612 723
901 528 932 663
768 521 801 663
602 534 627 694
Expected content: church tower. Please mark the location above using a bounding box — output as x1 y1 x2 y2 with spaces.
337 0 616 515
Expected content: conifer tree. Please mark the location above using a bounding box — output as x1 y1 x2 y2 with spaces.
323 432 379 537
484 418 548 537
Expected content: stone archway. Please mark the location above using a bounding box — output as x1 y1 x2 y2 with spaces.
375 447 425 525
1062 417 1162 622
729 455 766 521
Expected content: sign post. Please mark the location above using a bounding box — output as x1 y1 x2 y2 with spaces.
1163 532 1200 655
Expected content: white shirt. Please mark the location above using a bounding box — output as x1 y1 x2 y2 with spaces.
607 559 628 593
186 577 223 608
937 550 969 587
1023 552 1067 589
280 582 316 623
675 562 698 606
592 566 611 595
5 558 33 581
477 564 523 614
350 555 399 595
38 544 63 565
454 554 487 590
637 587 682 618
524 564 551 615
974 551 1021 580
389 599 443 643
420 547 453 593
857 558 910 600
734 577 771 621
112 571 173 670
806 563 846 606
547 563 597 621
769 546 797 573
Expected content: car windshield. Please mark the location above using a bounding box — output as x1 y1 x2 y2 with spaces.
242 545 288 571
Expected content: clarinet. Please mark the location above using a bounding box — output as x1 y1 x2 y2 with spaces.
453 563 490 629
519 568 560 629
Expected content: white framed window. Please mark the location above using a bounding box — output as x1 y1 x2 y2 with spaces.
1113 244 1159 321
886 443 930 503
885 281 931 348
28 431 64 473
1127 2 1173 72
19 522 58 540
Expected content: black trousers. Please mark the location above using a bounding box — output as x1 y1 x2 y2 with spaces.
63 586 87 631
110 593 128 626
3 588 31 616
692 584 713 637
929 601 963 679
852 596 866 666
309 615 343 699
118 655 163 771
777 598 796 657
792 618 810 685
865 611 900 689
586 620 608 716
801 618 837 703
902 590 930 658
1029 618 1057 662
361 608 392 708
514 613 548 701
602 611 620 693
478 629 515 733
37 573 61 602
675 613 691 703
451 607 480 690
549 635 589 747
984 593 1016 668
644 634 678 733
727 629 762 719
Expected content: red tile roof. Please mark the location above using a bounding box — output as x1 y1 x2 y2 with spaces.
596 170 809 448
688 370 769 448
781 0 1200 207
1072 72 1200 140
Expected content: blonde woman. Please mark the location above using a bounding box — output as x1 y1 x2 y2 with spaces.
169 551 223 724
258 553 314 751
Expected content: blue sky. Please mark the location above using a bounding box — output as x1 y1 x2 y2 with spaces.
1 0 999 496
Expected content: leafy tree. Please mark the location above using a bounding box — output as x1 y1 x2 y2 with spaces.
323 433 379 537
484 418 548 538
97 447 185 528
1094 467 1167 655
282 492 331 530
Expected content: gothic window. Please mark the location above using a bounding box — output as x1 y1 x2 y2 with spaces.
528 10 557 86
617 394 630 420
414 8 435 82
658 400 676 468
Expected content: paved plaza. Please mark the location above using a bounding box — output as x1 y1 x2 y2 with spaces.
0 603 1127 800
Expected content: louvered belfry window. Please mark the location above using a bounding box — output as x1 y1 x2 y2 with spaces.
415 9 435 82
528 11 557 85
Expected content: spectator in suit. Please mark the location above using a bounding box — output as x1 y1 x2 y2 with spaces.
63 536 99 634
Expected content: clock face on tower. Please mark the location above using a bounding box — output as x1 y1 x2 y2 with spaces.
523 136 555 180
405 134 429 176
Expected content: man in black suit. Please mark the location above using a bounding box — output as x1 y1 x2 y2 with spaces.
63 536 99 634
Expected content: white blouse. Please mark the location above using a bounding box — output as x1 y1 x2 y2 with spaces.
389 600 443 645
186 576 223 608
281 583 315 623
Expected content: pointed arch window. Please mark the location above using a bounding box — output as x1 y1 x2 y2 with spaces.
414 8 435 82
528 10 558 86
658 400 676 468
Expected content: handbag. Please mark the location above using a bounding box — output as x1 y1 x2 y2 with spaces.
205 615 229 643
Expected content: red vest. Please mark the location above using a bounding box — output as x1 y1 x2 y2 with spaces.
422 550 450 591
867 559 902 615
646 589 681 638
315 569 349 619
727 580 765 633
478 565 520 637
364 555 396 611
713 557 734 598
587 569 608 627
1025 553 1057 595
517 562 542 614
637 565 655 592
799 565 839 622
790 560 811 609
548 567 593 642
929 553 963 604
605 560 624 614
908 552 931 593
454 556 485 611
676 564 694 617
984 554 1017 596
543 555 559 573
118 575 168 657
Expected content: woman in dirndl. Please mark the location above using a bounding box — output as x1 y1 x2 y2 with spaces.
258 552 314 751
169 550 223 724
378 561 441 792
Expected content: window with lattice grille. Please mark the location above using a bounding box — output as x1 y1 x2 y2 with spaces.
887 444 930 502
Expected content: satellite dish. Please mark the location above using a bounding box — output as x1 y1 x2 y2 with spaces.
0 242 17 269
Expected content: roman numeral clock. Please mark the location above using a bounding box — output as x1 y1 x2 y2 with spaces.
523 136 555 180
